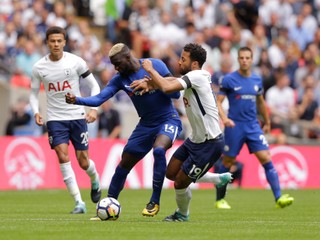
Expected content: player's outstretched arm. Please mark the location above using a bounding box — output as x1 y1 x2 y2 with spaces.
142 59 182 93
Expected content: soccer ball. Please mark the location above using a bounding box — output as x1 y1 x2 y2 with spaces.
96 197 121 221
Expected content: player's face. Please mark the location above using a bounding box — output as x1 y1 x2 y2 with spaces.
47 33 66 61
110 53 133 76
178 50 192 75
238 50 252 71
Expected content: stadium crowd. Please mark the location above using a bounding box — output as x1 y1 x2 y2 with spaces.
1 0 320 145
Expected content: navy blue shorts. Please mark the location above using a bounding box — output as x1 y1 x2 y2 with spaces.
124 118 182 159
224 120 269 157
46 119 89 150
173 135 224 182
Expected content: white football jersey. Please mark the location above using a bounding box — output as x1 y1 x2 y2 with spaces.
31 52 89 121
177 69 222 143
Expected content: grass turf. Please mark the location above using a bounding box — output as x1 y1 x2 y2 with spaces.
0 188 319 240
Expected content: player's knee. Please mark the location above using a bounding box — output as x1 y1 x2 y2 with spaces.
153 147 166 159
166 171 175 181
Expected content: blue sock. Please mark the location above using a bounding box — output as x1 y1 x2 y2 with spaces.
216 164 230 201
107 165 129 199
150 147 167 204
263 161 281 201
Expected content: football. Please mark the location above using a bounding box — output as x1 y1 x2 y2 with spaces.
96 197 121 221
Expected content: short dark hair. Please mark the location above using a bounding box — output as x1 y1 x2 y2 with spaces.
238 46 253 57
46 26 66 40
183 43 207 67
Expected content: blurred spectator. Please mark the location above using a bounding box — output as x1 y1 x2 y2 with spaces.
251 23 269 65
211 56 233 125
128 0 160 58
284 43 300 89
264 12 282 44
21 0 44 27
0 41 14 82
296 87 319 139
255 48 275 95
193 0 224 31
5 97 43 136
208 39 238 72
288 14 313 51
104 0 128 43
169 0 187 28
149 10 184 61
115 0 135 47
15 39 41 80
265 70 300 138
46 0 67 28
98 101 122 139
294 59 320 91
267 36 286 69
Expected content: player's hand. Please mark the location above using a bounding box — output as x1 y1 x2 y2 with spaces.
86 109 98 123
34 113 44 126
141 59 153 72
65 92 76 104
130 76 153 95
223 118 235 128
262 122 271 134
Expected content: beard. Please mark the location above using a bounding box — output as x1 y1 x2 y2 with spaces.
179 66 191 75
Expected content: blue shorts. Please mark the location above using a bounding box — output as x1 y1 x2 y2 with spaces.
124 118 182 159
46 119 89 150
224 120 269 157
173 135 224 182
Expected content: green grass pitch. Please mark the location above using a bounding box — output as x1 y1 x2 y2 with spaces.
0 188 319 240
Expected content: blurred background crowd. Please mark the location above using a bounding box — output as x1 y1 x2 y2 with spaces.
1 0 320 145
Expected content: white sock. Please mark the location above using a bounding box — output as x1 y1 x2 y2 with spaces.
175 187 192 216
197 172 221 184
60 162 83 204
86 159 99 183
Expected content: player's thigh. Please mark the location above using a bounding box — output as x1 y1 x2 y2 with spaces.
123 123 155 159
180 137 224 182
69 119 89 151
154 119 182 148
46 120 71 149
224 124 245 157
246 122 269 154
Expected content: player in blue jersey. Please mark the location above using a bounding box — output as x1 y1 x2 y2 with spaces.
65 43 183 218
215 47 294 209
131 43 233 222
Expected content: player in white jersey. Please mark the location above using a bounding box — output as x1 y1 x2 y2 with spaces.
30 26 102 214
131 43 232 221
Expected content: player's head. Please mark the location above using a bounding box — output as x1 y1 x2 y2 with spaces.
45 26 66 61
46 26 66 41
109 43 135 75
237 47 253 73
179 43 207 75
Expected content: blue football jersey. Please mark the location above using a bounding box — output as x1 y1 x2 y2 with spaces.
75 58 181 126
218 71 263 122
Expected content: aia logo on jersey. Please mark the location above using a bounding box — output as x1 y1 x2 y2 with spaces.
258 146 308 189
48 80 71 92
4 137 46 189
